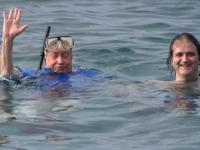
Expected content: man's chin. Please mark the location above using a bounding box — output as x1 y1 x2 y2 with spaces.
179 69 197 77
179 67 193 74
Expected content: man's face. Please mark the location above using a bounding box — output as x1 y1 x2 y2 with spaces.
45 49 72 73
171 39 199 81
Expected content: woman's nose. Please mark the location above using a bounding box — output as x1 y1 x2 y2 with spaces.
57 55 64 63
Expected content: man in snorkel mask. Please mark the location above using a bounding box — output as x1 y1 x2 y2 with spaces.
0 8 74 80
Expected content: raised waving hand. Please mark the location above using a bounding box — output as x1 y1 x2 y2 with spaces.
2 8 28 40
0 8 29 79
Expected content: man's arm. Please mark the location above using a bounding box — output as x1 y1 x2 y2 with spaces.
0 8 28 79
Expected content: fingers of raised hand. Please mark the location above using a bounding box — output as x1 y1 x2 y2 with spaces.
18 24 29 34
3 8 21 21
8 8 13 19
3 10 8 20
13 8 18 19
15 8 21 22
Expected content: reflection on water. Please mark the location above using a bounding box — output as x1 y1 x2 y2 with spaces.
0 84 16 122
164 82 200 111
0 78 200 149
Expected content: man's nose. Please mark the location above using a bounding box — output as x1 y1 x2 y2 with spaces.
182 54 189 62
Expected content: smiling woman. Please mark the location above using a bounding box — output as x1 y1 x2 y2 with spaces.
167 32 200 83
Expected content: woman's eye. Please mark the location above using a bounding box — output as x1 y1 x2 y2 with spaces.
62 52 69 57
48 52 59 58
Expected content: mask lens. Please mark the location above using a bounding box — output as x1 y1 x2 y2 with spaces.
46 38 58 50
45 36 74 52
61 37 73 49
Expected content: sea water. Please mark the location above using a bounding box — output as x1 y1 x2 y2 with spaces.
0 0 200 149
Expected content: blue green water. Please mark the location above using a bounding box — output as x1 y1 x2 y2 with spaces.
0 0 200 149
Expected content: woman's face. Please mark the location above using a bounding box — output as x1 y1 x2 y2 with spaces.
45 48 72 73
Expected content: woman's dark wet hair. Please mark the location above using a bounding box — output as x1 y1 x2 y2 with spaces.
167 32 200 74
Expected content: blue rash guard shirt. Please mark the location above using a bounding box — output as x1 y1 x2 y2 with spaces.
17 67 111 92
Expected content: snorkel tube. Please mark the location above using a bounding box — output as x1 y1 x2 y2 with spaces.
38 26 51 70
